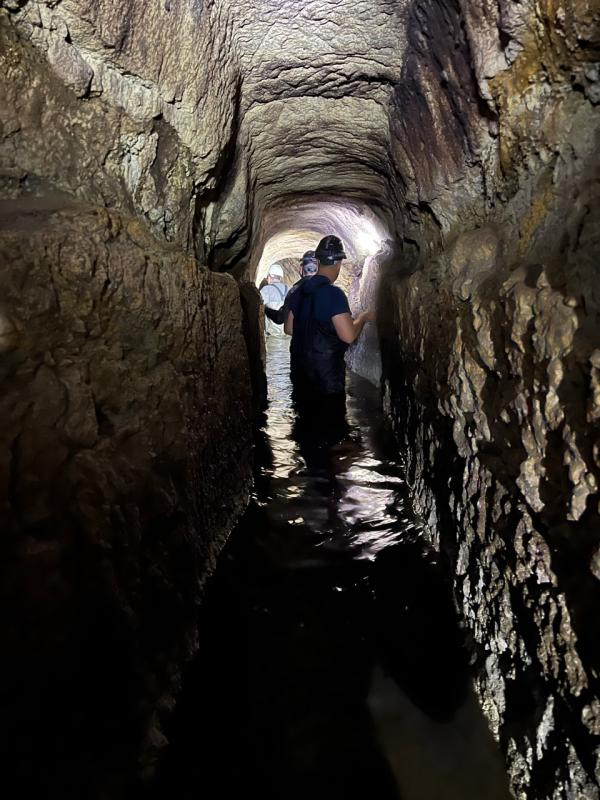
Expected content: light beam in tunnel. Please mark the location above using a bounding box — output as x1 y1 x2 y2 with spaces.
253 198 389 290
355 227 383 257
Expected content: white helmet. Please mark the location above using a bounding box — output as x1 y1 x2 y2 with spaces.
268 263 284 279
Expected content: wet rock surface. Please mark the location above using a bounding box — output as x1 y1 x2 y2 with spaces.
0 205 253 796
387 258 600 798
385 244 600 798
380 2 600 796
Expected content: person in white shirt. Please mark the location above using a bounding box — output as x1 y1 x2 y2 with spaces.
260 263 289 336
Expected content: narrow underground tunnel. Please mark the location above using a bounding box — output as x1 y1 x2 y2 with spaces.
0 2 599 799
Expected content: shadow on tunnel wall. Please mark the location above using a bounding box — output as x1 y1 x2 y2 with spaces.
239 280 268 415
0 207 255 799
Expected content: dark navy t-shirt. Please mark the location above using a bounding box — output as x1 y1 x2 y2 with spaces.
288 275 350 323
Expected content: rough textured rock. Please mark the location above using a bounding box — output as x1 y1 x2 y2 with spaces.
239 280 268 413
0 205 253 795
2 0 600 797
379 2 600 798
0 11 203 248
346 241 395 385
1 9 256 795
384 219 600 798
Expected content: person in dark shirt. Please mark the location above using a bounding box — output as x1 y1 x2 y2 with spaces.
265 250 318 327
284 235 373 405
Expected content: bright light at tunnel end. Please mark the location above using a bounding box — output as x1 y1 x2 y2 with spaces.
356 229 382 257
253 201 388 285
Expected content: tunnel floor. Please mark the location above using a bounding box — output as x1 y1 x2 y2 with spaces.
152 338 511 800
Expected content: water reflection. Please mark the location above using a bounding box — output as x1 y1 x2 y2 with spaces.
152 338 511 800
256 338 425 567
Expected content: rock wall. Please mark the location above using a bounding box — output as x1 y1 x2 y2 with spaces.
0 1 242 256
346 243 393 386
239 280 268 413
0 204 253 796
3 0 600 797
381 1 600 797
0 8 255 796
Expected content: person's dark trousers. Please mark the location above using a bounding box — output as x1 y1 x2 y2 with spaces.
290 354 312 409
318 391 348 441
291 372 348 444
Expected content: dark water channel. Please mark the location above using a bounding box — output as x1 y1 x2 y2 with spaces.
154 338 511 800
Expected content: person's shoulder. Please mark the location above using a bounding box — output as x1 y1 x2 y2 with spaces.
287 280 301 298
324 284 349 305
288 284 302 309
326 284 346 298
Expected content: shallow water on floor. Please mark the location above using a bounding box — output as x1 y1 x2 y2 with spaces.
153 337 511 800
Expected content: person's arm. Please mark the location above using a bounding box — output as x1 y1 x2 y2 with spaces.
284 310 294 336
265 306 285 325
332 310 374 344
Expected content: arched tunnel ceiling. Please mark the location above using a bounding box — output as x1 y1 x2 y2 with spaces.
253 198 388 287
6 0 490 268
206 0 411 270
189 0 559 272
5 0 596 271
190 0 523 269
229 0 408 240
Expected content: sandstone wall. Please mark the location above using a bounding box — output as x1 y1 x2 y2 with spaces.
0 205 253 795
3 0 600 797
1 8 257 794
0 2 241 256
381 1 600 796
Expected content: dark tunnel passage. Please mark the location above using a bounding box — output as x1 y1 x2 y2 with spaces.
1 1 600 799
149 340 511 800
